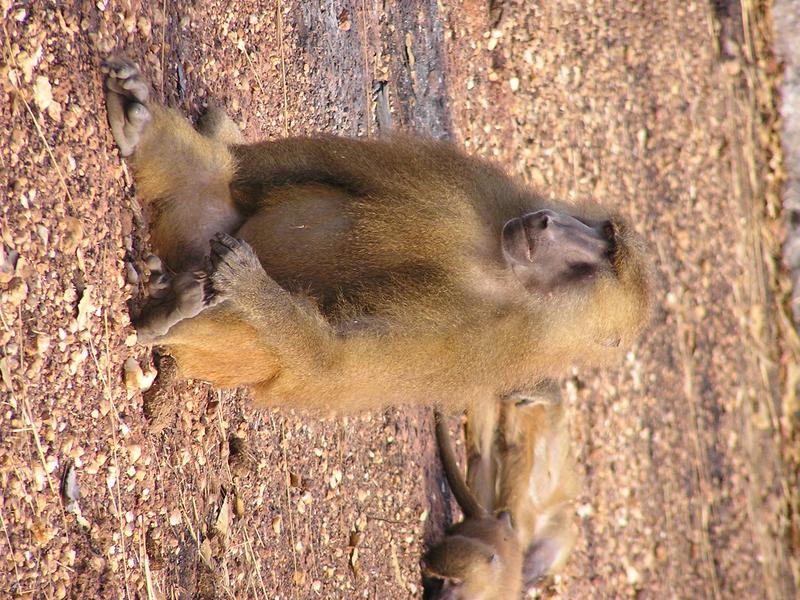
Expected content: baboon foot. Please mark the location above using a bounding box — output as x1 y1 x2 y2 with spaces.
102 56 152 157
134 256 219 344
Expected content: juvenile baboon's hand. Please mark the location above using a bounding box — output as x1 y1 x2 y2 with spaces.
143 255 218 313
208 233 268 301
173 271 220 318
101 56 151 157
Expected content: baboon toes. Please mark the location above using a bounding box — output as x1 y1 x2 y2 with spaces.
145 255 171 299
172 271 218 316
102 56 151 157
102 56 150 103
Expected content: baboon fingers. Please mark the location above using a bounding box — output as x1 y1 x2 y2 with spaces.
103 63 149 104
104 76 129 97
202 275 219 307
119 75 149 100
209 233 259 272
106 74 150 104
144 256 171 298
208 233 264 297
210 232 241 254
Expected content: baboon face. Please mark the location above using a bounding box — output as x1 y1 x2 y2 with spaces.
422 514 521 600
501 209 614 293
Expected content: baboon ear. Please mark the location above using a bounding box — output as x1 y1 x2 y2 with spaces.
497 510 513 527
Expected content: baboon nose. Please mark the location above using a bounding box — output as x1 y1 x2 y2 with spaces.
528 210 557 229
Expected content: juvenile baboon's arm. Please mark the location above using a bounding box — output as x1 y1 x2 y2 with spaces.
463 382 563 524
204 234 496 405
496 379 580 587
497 380 565 515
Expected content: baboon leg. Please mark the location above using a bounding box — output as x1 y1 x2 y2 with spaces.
465 401 499 513
131 104 243 271
103 56 243 271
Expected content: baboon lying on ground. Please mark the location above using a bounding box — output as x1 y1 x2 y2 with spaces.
427 383 578 598
103 56 652 413
495 381 579 590
423 411 523 599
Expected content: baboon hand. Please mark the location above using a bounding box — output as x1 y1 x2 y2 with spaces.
208 233 266 300
173 271 220 317
144 255 218 313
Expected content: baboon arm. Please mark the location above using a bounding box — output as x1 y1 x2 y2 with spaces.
216 260 336 372
204 235 514 410
222 276 459 407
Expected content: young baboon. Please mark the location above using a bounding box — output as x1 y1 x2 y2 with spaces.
495 381 580 590
448 382 579 595
423 412 523 600
103 56 652 413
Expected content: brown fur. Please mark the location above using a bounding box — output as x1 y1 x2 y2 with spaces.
423 412 523 600
465 400 500 513
465 381 580 592
103 57 653 414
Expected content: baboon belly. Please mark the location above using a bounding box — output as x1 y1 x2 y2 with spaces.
234 185 355 288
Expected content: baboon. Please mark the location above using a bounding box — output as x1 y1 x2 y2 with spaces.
436 383 578 596
423 412 523 599
103 56 652 413
495 381 580 589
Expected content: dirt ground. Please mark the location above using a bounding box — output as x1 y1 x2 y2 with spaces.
1 0 798 598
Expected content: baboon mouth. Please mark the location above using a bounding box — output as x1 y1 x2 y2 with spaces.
602 221 620 266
